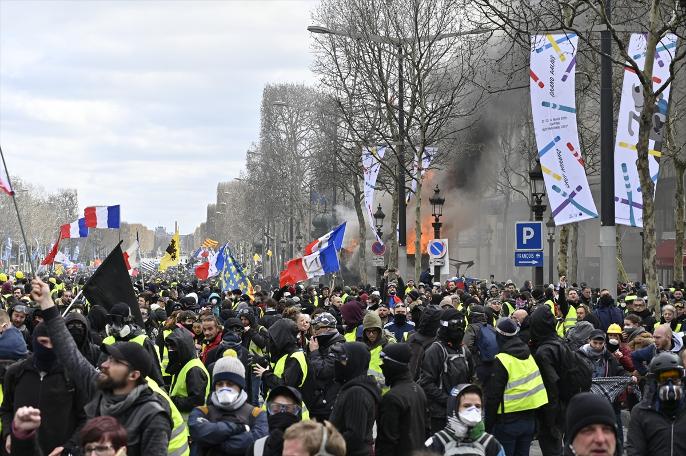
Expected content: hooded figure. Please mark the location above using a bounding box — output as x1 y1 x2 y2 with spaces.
329 342 381 456
260 318 306 392
425 383 505 456
247 386 303 456
407 306 442 380
86 304 108 345
166 328 210 416
340 301 365 341
65 311 100 367
376 343 427 456
418 308 474 434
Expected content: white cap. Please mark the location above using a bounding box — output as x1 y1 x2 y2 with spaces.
371 291 381 297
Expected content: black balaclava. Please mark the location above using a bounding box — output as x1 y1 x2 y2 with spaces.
32 323 56 371
334 342 370 383
67 320 87 347
394 313 408 326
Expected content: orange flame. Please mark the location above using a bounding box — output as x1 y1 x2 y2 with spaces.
407 215 434 255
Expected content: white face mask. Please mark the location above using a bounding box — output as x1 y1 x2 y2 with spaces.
216 387 239 405
458 406 482 427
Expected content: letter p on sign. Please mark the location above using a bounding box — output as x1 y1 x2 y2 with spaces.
515 222 543 251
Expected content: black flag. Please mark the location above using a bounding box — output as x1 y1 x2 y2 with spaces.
83 241 143 327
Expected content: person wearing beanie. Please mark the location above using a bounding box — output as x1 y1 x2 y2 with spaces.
462 304 498 388
305 312 345 422
0 322 88 456
189 354 268 455
340 300 365 342
406 306 441 380
565 392 618 456
247 386 302 456
626 352 686 455
425 383 505 456
485 318 548 456
30 278 175 456
360 311 396 390
419 308 475 433
329 342 381 456
376 343 427 456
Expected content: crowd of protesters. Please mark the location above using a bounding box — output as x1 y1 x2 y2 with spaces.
0 267 684 456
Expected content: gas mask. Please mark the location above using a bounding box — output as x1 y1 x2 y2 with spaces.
106 315 131 339
658 379 683 402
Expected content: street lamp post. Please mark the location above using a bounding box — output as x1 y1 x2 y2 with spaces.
280 239 287 270
429 185 445 282
546 215 556 285
373 204 386 285
529 160 547 290
484 224 493 279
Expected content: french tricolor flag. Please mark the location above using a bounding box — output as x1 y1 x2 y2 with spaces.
84 205 120 229
280 243 340 287
304 222 346 255
0 174 13 196
60 218 89 239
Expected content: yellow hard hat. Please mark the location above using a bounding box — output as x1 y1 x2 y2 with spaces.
15 271 24 280
607 323 622 335
0 273 7 283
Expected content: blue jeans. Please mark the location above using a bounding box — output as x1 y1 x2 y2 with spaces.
250 374 262 405
493 415 536 456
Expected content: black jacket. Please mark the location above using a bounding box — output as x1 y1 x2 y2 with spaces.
64 312 100 367
418 339 474 419
407 307 441 380
529 306 564 425
167 328 209 413
302 330 344 418
240 311 269 354
484 334 538 430
376 371 427 456
0 355 87 455
628 309 657 333
329 343 381 456
626 382 686 456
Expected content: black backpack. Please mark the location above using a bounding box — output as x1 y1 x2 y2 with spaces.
554 340 593 402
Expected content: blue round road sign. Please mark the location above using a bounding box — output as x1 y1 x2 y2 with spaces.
428 240 446 258
371 241 386 256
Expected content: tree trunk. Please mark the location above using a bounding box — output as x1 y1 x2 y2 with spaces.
414 176 423 282
557 224 570 278
616 225 630 283
352 176 368 285
636 5 660 319
674 162 685 283
501 194 510 280
388 166 400 271
568 223 579 284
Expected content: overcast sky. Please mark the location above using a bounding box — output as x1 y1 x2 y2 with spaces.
0 0 317 234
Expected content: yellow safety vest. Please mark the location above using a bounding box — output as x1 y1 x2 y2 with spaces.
495 353 548 414
344 327 358 342
341 293 348 303
560 306 577 336
103 334 148 347
248 326 267 356
313 296 319 307
160 329 173 376
271 351 309 419
170 358 210 420
504 301 515 317
146 377 190 456
368 345 389 394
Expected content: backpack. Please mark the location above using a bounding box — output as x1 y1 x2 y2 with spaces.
432 342 470 391
555 340 593 402
475 324 498 362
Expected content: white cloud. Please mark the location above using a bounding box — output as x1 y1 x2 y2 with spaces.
0 0 318 233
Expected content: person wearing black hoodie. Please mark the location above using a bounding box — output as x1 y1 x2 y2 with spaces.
376 343 427 456
247 385 302 456
529 306 565 456
165 327 210 418
485 318 548 456
86 304 108 345
406 306 442 381
592 290 625 332
0 323 87 456
329 342 381 456
254 318 306 394
419 308 474 434
65 311 100 367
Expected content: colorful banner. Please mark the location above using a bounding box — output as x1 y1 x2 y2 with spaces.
614 33 677 227
530 34 598 225
362 146 386 244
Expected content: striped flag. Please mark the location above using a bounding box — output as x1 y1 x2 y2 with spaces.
0 174 13 196
84 205 120 229
202 238 219 249
60 218 89 238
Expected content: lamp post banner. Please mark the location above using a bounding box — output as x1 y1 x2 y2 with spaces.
362 146 386 244
530 34 598 225
613 33 677 228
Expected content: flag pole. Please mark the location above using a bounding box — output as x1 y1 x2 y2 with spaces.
0 145 36 277
137 231 145 290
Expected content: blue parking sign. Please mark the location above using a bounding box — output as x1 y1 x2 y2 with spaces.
515 222 543 251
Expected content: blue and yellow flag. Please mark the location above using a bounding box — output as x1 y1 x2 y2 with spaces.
219 245 253 298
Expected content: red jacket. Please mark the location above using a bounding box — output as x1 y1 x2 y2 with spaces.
200 331 223 364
